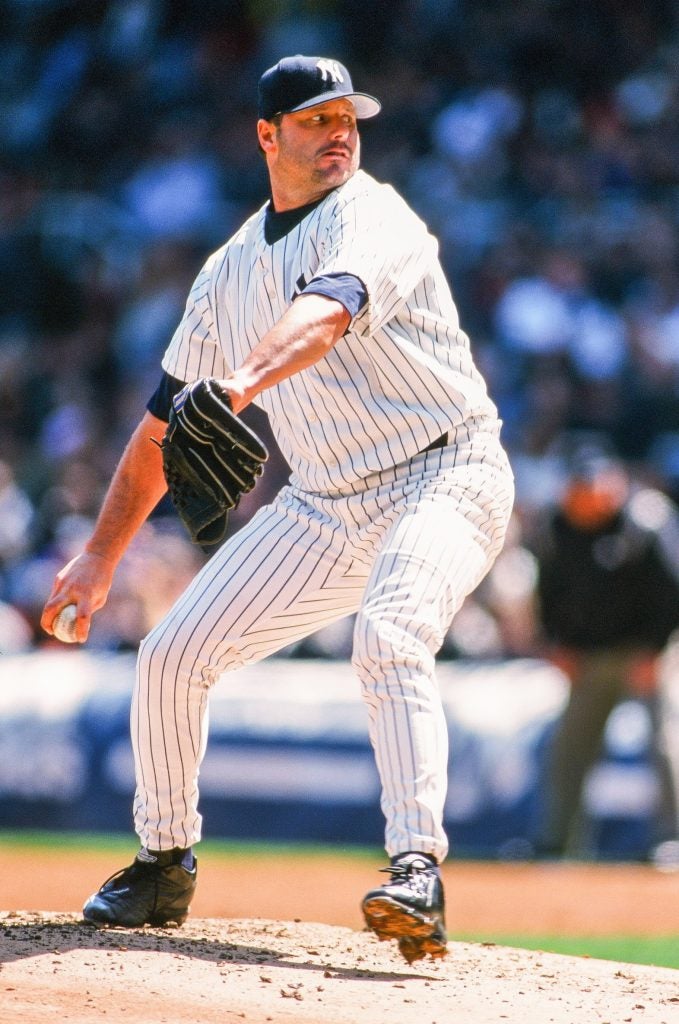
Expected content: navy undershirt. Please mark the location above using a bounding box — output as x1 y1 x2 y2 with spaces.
147 371 185 422
264 195 326 244
147 197 368 422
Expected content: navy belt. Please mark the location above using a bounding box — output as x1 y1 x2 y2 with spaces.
421 432 448 454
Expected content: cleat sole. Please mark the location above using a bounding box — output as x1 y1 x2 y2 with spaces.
362 895 448 962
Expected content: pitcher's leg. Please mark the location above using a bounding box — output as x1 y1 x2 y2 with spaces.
132 495 364 851
352 497 495 864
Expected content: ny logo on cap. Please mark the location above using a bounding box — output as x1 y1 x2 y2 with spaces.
317 59 344 84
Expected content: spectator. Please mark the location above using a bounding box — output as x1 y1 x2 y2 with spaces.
0 459 35 572
0 1 679 656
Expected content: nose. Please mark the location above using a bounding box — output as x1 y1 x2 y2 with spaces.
329 117 352 140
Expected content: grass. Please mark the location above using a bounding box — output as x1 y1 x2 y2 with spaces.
450 932 679 970
2 831 676 969
0 829 380 861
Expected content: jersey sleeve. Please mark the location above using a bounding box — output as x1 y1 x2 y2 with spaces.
299 272 368 318
146 370 186 422
316 184 438 335
161 255 230 383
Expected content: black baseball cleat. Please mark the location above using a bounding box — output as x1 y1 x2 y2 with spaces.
82 848 197 928
361 852 448 963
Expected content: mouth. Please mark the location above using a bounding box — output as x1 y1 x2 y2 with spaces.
318 147 351 161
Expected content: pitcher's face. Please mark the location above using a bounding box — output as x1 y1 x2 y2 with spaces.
258 98 360 207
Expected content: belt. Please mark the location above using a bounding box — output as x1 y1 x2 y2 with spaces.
420 432 448 454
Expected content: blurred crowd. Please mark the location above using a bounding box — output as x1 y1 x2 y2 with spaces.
2 0 679 655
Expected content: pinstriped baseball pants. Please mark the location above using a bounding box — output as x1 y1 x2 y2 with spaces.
131 436 514 863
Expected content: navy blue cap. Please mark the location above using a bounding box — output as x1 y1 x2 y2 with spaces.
258 55 381 121
560 434 623 483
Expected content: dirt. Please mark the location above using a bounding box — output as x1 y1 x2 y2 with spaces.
1 848 678 1023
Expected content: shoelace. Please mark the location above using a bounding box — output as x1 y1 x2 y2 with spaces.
379 859 433 887
99 859 157 889
98 864 143 888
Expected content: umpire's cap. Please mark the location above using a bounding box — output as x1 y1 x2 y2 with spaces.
565 435 623 484
258 55 381 121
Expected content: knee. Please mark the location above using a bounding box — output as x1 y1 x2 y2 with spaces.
352 608 436 686
138 622 184 683
138 622 167 662
137 619 217 690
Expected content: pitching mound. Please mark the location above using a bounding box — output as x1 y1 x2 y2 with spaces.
2 911 677 1024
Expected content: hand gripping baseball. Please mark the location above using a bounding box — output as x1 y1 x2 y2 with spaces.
158 378 269 548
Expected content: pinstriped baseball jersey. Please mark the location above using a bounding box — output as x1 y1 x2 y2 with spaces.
72 60 517 944
129 160 514 868
162 169 501 492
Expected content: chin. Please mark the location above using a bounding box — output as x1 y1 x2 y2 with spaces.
318 165 354 188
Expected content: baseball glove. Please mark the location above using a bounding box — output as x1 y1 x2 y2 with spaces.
157 378 269 547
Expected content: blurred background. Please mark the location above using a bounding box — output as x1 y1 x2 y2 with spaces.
1 0 679 864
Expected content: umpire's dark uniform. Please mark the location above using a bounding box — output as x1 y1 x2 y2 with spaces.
530 468 679 858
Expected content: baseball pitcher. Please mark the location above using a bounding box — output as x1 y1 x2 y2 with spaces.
42 55 514 963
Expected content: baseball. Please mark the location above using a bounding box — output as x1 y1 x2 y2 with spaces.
52 603 79 644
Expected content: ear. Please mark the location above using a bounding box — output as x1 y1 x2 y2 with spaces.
257 118 278 155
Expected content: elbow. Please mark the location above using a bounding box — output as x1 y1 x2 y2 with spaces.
293 293 351 347
327 301 351 342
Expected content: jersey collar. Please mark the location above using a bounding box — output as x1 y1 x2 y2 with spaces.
263 193 329 245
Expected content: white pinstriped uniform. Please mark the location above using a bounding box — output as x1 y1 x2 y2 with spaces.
133 168 514 862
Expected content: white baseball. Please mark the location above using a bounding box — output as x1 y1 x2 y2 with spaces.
53 603 79 644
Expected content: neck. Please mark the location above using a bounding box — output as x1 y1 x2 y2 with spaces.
269 181 335 213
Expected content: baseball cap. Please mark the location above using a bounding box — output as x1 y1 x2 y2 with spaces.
258 55 381 121
563 434 623 483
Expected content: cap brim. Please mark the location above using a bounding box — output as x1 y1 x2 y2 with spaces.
287 91 381 119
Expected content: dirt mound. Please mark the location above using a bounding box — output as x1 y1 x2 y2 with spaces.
2 911 677 1024
5 846 679 937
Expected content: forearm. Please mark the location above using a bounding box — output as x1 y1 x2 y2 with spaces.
42 411 169 639
221 293 350 413
85 410 168 569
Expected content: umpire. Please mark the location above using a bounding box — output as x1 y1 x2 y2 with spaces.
529 439 679 860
